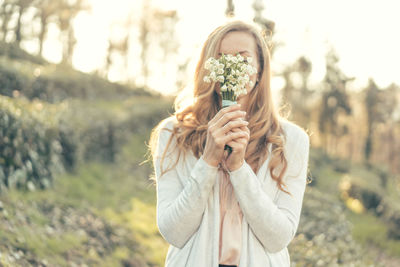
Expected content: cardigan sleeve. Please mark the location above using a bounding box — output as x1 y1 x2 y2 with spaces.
154 119 219 249
228 127 310 253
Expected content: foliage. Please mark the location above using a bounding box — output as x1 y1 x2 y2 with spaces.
0 95 65 192
318 49 353 139
290 188 379 266
0 62 28 98
340 170 400 242
0 42 47 65
0 93 172 194
0 53 154 103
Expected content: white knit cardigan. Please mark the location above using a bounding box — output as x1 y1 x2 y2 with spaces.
154 116 310 267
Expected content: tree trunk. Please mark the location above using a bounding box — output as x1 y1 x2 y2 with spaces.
15 6 25 45
38 15 48 56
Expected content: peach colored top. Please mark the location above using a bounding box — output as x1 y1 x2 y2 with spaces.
218 169 243 265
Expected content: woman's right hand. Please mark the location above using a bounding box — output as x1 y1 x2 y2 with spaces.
202 104 248 167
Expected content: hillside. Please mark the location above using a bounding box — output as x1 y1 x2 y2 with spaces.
0 45 399 266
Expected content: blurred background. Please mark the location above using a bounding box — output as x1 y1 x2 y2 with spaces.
0 0 399 266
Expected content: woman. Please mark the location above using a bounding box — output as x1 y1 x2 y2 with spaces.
149 20 310 267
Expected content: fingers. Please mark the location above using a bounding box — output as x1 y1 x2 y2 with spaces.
230 125 250 135
215 119 248 136
208 104 241 126
226 137 248 146
221 130 249 144
214 111 246 131
226 137 248 154
227 126 250 140
208 103 245 129
224 125 250 154
242 125 250 136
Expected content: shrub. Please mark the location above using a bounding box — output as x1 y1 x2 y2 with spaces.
0 94 172 193
0 42 46 65
0 63 29 97
0 95 65 192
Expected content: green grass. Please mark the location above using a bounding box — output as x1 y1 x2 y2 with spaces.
0 221 87 267
24 231 87 265
308 148 400 261
312 167 343 194
2 88 399 266
349 165 384 192
0 127 167 266
345 209 400 257
100 197 168 266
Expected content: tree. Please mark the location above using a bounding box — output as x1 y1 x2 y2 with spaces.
105 27 130 80
139 0 151 86
0 0 33 45
34 0 59 56
56 0 89 64
252 0 281 56
225 0 234 17
279 56 314 126
0 0 15 42
14 0 33 45
138 0 179 88
280 64 295 108
318 49 353 153
363 79 398 165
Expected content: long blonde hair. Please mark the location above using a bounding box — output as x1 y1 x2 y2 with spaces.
148 20 291 195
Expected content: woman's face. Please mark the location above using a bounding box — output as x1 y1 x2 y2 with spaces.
218 31 259 106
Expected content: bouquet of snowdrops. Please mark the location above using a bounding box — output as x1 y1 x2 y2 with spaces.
203 53 257 108
203 53 257 153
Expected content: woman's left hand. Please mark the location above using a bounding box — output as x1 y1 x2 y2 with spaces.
223 124 250 171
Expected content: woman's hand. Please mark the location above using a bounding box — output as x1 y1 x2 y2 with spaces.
202 104 248 167
223 125 250 171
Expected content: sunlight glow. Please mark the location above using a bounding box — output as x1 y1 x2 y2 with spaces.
67 0 400 95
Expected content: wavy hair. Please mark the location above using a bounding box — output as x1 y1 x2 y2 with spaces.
148 20 291 195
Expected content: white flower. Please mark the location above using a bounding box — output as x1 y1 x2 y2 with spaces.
204 58 213 70
203 53 257 101
203 75 211 83
210 71 217 80
247 65 256 75
247 57 253 63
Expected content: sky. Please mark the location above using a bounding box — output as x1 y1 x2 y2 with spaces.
40 0 400 96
